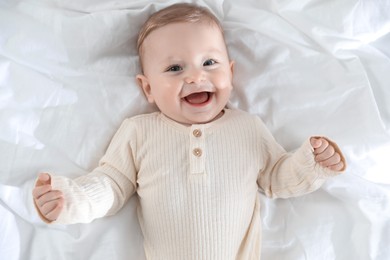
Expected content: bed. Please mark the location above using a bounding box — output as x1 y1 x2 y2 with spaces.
1 0 390 259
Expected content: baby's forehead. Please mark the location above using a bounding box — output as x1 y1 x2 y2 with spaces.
138 21 227 70
150 21 221 39
141 21 223 49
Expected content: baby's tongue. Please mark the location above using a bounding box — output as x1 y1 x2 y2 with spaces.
185 92 209 104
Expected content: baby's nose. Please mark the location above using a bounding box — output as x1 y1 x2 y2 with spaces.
184 68 204 84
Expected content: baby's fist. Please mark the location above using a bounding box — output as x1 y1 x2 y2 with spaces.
33 173 64 222
310 137 345 171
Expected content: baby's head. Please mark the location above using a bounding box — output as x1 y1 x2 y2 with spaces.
136 3 234 125
137 3 225 69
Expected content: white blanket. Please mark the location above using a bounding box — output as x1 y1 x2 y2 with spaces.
1 0 390 259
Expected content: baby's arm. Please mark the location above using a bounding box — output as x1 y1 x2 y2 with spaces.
32 167 135 224
32 118 138 224
33 173 64 222
255 117 346 198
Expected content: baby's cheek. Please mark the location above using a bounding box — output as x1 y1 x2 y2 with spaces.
213 70 232 88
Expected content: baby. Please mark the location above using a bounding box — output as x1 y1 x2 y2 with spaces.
33 3 346 259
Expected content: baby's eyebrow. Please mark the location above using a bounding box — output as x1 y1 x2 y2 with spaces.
165 57 183 63
207 48 225 53
157 49 227 66
154 57 181 68
204 46 229 55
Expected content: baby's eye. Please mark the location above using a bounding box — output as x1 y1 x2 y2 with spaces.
166 65 183 72
203 59 217 66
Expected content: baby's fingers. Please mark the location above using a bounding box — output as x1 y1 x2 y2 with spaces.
32 185 52 200
35 190 63 208
327 161 345 171
45 204 63 221
319 152 341 167
41 197 64 221
36 173 51 186
315 144 335 162
311 137 346 172
312 138 329 155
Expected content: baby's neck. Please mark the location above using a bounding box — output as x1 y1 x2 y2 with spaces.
164 109 226 126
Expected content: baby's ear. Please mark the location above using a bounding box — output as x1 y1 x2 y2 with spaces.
230 60 235 75
136 74 154 103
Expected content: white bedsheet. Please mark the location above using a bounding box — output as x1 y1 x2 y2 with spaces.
1 0 390 259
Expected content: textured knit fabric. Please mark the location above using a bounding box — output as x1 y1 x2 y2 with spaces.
44 108 344 259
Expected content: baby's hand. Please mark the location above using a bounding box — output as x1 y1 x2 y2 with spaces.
32 173 64 222
310 137 344 171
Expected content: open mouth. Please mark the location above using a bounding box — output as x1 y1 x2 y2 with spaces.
183 91 213 106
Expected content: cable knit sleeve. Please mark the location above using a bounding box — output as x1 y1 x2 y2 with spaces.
255 117 346 199
45 119 138 224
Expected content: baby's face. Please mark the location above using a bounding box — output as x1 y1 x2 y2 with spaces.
137 22 234 125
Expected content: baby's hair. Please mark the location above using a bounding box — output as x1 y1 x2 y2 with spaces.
137 3 224 70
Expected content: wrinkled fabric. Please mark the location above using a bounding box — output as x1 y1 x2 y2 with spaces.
0 0 390 259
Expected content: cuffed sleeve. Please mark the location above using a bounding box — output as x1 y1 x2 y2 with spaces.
256 117 345 199
36 119 138 224
50 170 134 224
